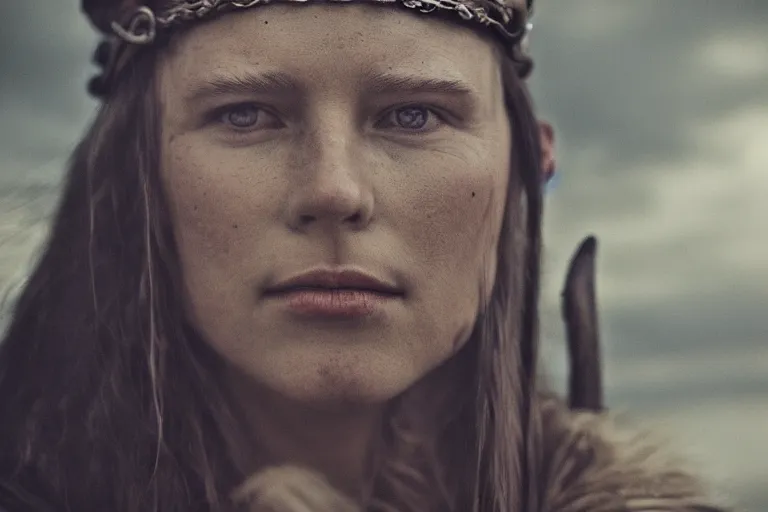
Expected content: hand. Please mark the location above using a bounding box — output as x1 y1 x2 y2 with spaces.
233 466 361 512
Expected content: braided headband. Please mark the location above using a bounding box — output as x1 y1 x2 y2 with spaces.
84 0 535 99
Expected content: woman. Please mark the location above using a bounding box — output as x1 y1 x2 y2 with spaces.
0 0 730 511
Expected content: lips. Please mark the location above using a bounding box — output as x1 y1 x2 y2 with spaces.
263 268 404 297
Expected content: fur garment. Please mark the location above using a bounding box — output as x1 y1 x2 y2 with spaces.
235 394 730 512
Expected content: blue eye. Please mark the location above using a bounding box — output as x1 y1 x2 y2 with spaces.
394 106 428 129
379 105 443 132
210 103 284 132
222 104 261 128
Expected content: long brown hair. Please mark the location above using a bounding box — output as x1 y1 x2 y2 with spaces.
0 18 543 512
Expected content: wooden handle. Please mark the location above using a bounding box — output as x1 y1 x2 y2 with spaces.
561 235 604 412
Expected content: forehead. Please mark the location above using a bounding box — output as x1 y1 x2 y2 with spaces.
162 4 503 96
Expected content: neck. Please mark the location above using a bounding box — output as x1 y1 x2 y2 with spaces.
227 372 385 499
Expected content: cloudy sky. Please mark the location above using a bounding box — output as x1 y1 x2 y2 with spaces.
1 1 766 509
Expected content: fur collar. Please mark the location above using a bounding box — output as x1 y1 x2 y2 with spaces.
237 395 731 511
536 395 729 511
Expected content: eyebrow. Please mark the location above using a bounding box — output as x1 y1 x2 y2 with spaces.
184 70 478 105
184 71 302 104
361 71 477 98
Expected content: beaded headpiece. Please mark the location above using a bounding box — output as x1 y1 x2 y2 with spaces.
82 0 535 99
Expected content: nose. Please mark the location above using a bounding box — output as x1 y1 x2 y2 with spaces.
285 125 374 233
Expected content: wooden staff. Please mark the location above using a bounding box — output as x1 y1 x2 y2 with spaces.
561 235 604 412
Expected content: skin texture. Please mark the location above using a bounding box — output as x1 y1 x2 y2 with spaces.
157 4 555 496
159 5 513 406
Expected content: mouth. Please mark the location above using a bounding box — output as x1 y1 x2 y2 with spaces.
262 268 404 318
264 286 402 297
263 268 405 298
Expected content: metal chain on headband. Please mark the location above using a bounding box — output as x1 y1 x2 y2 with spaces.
111 0 525 46
88 0 533 97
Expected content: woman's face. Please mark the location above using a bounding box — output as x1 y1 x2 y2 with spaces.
158 4 512 405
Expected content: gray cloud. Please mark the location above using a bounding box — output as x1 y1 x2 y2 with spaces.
0 2 98 187
531 1 768 172
530 5 768 506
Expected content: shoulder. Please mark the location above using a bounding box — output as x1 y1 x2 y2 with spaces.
536 394 732 512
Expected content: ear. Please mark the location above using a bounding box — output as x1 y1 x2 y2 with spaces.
538 121 556 183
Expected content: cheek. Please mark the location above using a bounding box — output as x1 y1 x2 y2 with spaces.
399 149 509 276
162 139 273 263
160 137 284 334
393 143 510 355
164 143 229 247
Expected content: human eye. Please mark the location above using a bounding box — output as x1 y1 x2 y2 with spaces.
375 104 448 134
207 102 284 132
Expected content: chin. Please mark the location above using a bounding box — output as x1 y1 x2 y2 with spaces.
268 354 421 409
292 374 411 409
